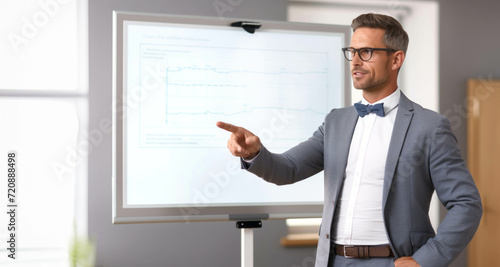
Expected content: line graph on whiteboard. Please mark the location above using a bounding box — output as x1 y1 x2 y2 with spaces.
131 44 335 148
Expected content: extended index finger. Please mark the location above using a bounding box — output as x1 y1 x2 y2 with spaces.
216 121 239 133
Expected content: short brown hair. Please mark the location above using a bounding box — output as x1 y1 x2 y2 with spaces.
351 13 409 54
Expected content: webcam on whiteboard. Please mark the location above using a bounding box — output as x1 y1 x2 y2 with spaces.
230 21 262 34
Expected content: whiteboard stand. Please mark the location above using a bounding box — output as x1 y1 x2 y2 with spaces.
236 221 262 267
241 228 254 267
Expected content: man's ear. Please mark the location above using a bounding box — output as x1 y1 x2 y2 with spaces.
392 51 405 71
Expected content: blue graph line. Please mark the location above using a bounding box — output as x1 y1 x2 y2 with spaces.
164 65 327 123
167 82 245 87
165 67 169 123
166 65 327 76
167 107 326 117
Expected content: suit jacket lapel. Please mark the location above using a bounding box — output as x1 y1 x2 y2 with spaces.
383 92 414 209
332 106 359 198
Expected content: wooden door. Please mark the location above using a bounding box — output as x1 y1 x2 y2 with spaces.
467 79 500 266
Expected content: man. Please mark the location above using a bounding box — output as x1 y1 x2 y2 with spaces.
217 13 482 267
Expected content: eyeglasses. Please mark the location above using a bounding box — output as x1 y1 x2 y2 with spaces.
342 47 398 62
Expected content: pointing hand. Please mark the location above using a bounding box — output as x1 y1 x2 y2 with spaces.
216 121 261 159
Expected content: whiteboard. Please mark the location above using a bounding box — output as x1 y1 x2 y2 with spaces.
112 11 351 223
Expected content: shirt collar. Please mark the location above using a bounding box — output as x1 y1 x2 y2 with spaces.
360 88 401 115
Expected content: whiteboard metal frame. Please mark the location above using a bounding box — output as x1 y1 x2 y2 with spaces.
112 11 351 224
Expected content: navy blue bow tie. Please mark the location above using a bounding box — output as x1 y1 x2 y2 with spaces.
354 102 385 117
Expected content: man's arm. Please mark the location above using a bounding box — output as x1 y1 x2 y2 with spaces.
412 116 482 266
217 121 325 185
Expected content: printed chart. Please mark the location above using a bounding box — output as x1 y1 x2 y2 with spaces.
135 44 332 149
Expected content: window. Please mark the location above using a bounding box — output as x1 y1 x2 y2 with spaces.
0 1 88 266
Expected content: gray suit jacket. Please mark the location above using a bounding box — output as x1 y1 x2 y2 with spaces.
244 92 482 267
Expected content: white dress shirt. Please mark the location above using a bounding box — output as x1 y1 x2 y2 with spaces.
332 88 401 245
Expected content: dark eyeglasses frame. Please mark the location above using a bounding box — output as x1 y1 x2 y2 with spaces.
342 47 398 62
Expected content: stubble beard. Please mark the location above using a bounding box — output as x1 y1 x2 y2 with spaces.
353 72 389 92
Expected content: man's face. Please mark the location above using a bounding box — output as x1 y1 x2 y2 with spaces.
349 27 393 92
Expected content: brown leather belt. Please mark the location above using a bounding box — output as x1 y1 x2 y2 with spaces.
334 245 394 258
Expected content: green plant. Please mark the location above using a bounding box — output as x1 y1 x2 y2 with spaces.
69 222 95 267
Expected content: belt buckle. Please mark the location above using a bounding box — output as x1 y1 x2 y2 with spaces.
343 245 355 259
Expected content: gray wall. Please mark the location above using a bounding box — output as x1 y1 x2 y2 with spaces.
438 0 500 266
438 0 500 156
88 1 317 267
